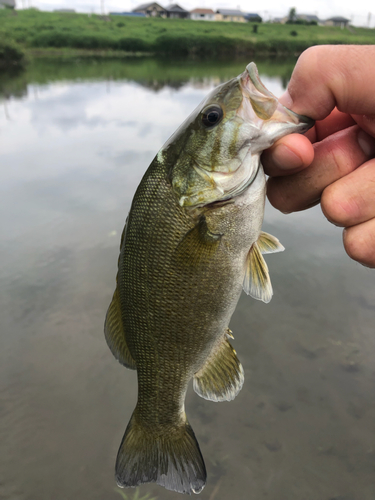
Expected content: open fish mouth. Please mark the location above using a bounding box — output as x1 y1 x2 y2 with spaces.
240 62 314 143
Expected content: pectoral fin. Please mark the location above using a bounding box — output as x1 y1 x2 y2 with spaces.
104 287 136 370
243 242 273 303
193 331 244 402
174 215 221 267
257 231 285 254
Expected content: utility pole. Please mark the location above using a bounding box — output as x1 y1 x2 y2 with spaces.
101 0 105 15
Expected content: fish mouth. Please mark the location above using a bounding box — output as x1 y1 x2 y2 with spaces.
240 62 314 144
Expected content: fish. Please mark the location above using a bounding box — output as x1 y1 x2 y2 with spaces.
104 62 313 495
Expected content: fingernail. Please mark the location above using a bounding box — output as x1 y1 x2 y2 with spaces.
358 129 375 157
272 144 303 171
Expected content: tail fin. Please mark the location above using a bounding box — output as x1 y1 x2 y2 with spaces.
115 413 206 495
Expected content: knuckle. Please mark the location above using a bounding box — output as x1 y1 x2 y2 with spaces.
297 46 322 70
343 227 375 268
321 183 351 226
325 143 348 177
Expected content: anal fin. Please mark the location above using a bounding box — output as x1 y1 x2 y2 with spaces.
104 287 136 370
193 331 244 402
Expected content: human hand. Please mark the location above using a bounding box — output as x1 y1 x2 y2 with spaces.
262 45 375 268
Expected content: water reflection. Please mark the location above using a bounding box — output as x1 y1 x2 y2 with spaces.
1 58 374 500
0 56 297 99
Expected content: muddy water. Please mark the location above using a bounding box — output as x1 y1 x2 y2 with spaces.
1 58 374 500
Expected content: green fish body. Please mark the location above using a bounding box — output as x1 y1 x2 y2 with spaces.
105 63 313 495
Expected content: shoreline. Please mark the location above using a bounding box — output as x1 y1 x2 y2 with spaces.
0 9 374 67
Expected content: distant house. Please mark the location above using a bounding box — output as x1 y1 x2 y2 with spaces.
0 0 15 8
53 9 76 13
190 8 215 21
274 13 321 24
244 13 262 22
297 14 320 24
165 4 189 18
216 9 247 22
325 16 350 28
133 2 167 17
110 11 146 17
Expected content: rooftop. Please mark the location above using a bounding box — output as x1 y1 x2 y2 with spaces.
190 8 215 14
133 2 164 11
216 9 246 16
166 3 189 12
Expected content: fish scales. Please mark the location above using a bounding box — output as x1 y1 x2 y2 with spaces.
120 161 243 410
105 62 314 495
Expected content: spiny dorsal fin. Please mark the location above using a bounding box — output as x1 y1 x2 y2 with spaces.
243 242 273 303
257 231 285 254
104 287 136 370
193 331 244 402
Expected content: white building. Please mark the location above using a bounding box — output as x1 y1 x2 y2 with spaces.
190 8 215 21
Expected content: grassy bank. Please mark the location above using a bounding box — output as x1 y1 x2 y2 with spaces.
1 8 375 61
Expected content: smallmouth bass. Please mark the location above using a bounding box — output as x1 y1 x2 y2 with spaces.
105 63 313 494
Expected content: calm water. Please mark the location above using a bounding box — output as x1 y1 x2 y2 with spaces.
1 58 374 500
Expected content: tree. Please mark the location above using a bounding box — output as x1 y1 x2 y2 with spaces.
288 7 297 22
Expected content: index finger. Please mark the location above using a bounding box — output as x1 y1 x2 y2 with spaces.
280 45 375 119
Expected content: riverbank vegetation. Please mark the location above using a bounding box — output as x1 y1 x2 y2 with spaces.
0 38 25 67
1 8 374 63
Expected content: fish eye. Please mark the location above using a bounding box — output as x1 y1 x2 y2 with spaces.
201 105 224 128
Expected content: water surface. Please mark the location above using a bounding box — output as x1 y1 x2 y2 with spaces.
1 57 374 500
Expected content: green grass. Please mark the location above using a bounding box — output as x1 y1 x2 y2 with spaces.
1 8 375 59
